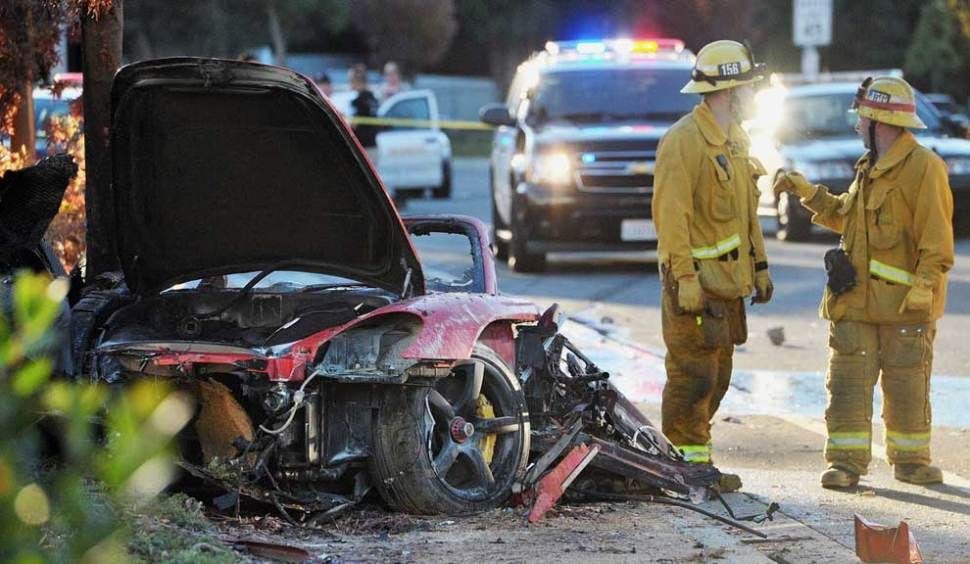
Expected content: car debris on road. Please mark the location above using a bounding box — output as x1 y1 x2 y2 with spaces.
170 302 778 536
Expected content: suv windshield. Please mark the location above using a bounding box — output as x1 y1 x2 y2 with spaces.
529 67 698 124
779 92 942 141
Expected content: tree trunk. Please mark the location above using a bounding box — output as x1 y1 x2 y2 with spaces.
11 0 37 165
10 82 36 165
82 0 124 276
265 0 286 66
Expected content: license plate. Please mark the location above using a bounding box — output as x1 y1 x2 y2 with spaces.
621 219 656 241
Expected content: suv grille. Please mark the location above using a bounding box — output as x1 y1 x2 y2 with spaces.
573 142 659 194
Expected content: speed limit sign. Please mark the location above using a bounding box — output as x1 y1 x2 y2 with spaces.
793 0 833 47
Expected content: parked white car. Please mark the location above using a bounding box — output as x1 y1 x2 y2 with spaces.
329 88 452 200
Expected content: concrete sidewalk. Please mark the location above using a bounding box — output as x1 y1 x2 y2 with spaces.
561 315 970 562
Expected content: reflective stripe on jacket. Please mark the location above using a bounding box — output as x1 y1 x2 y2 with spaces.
653 102 768 299
800 131 954 323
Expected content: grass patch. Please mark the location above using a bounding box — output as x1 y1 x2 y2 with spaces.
447 130 493 157
127 494 239 564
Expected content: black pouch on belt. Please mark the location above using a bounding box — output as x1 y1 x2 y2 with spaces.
823 248 856 294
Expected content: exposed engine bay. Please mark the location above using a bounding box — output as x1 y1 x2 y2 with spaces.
98 285 397 348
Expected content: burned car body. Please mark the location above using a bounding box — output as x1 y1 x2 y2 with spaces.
72 58 736 523
72 58 540 515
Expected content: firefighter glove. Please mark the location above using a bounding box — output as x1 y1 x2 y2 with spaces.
752 269 773 304
898 278 934 314
677 273 704 313
773 171 817 200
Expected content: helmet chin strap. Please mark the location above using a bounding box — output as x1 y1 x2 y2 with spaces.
868 120 878 164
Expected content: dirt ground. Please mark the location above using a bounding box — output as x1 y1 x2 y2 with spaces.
212 488 853 563
199 405 970 563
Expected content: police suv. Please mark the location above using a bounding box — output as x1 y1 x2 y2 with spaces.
480 39 698 271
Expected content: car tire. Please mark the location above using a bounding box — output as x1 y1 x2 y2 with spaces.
775 191 811 242
490 173 509 261
432 160 452 199
508 200 546 272
371 344 530 515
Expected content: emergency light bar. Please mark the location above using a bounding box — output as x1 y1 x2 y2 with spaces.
545 38 686 57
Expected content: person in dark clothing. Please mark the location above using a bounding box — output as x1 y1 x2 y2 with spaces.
315 72 333 98
0 154 77 268
348 64 380 150
0 154 78 377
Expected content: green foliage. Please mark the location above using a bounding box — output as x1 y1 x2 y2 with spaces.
127 494 237 564
0 272 192 562
447 130 492 158
905 0 961 92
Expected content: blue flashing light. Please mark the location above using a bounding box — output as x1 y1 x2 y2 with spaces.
581 153 596 164
575 41 606 55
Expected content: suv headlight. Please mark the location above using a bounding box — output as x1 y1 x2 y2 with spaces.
793 160 855 181
318 322 418 377
945 157 970 175
528 151 573 185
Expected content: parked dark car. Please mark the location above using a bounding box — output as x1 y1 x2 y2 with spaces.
751 82 970 240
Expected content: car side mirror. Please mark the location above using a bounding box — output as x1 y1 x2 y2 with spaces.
480 103 516 127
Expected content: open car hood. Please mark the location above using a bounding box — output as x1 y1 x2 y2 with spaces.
109 58 422 295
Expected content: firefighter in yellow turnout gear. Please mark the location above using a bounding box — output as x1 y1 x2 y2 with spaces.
653 40 773 492
775 76 953 488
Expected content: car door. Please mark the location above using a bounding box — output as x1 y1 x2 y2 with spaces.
490 101 523 226
376 90 444 190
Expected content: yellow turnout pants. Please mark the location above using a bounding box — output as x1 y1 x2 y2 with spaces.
660 287 746 464
825 320 934 474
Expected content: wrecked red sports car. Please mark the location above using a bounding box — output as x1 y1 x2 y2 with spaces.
71 58 739 526
71 58 539 516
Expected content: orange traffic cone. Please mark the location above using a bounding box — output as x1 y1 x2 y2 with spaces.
854 514 923 564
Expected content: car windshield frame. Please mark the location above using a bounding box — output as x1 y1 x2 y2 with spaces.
527 66 698 125
779 90 944 141
163 270 365 293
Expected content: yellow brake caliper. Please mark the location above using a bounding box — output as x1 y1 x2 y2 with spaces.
476 394 497 464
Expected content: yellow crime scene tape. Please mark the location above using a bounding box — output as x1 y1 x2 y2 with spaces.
348 115 494 131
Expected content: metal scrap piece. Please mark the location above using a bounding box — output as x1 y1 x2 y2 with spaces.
177 459 353 515
527 442 600 523
226 539 312 563
516 418 585 493
194 378 254 462
582 434 717 501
